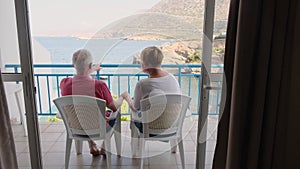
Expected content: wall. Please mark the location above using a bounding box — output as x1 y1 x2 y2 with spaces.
0 0 20 65
0 0 53 121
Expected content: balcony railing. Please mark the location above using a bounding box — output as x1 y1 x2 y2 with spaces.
5 64 223 116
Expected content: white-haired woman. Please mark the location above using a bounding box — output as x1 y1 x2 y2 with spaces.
122 46 181 132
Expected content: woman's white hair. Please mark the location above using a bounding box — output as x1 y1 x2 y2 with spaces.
141 46 164 68
72 49 93 74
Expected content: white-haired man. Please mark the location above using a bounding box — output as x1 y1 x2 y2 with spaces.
60 49 124 156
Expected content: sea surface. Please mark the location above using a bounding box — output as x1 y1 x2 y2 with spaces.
34 37 174 64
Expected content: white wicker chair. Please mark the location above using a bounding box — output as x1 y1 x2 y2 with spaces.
53 95 121 169
131 94 191 169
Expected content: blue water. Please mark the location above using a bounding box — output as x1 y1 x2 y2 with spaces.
34 37 174 64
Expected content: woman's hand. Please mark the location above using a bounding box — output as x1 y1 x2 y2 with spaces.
121 91 138 112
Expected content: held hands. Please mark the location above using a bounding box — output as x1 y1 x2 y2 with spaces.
121 91 137 112
121 91 132 103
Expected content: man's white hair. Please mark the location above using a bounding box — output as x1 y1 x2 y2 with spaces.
72 49 93 74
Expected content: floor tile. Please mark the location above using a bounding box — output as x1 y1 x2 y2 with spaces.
12 116 219 168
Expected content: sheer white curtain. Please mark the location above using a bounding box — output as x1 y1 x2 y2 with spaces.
0 70 18 169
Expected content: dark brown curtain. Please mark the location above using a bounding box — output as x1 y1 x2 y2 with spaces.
0 70 18 169
212 0 300 168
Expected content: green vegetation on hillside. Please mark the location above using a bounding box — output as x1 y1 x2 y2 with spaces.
187 49 202 63
213 46 225 57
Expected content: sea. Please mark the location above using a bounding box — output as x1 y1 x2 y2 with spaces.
34 37 174 65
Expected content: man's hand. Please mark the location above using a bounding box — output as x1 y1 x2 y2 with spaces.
88 64 102 74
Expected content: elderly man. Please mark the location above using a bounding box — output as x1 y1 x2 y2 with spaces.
60 49 124 156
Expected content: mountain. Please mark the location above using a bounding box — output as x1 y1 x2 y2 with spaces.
93 0 230 40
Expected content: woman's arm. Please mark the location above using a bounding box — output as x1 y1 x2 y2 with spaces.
133 82 142 111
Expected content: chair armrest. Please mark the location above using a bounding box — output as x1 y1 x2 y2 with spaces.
106 110 119 120
131 111 142 122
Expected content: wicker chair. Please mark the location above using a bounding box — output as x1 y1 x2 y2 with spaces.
53 95 121 169
131 94 191 169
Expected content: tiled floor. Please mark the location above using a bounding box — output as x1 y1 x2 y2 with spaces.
12 115 218 169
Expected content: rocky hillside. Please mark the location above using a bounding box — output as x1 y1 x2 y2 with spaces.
94 0 230 40
148 0 204 28
93 0 228 70
96 12 201 40
149 0 230 31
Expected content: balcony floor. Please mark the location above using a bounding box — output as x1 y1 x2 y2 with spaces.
12 115 218 169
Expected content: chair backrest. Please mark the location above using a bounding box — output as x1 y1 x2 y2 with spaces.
53 95 107 140
140 94 191 138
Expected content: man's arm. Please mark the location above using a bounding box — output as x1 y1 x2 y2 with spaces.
121 91 138 113
88 64 102 74
107 96 124 112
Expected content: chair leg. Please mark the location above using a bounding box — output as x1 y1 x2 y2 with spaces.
170 139 177 153
65 138 72 169
105 138 112 169
139 136 145 169
178 139 185 169
75 140 83 155
114 130 121 157
131 137 138 157
115 112 122 156
131 124 139 156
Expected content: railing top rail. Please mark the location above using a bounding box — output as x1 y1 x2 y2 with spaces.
33 73 201 77
5 63 224 68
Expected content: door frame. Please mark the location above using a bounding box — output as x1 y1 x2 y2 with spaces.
3 0 218 168
1 0 43 168
196 0 215 168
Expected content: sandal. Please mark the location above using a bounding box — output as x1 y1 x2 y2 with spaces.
89 142 101 156
90 149 101 156
99 148 106 158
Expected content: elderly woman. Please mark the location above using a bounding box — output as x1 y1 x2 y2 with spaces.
122 46 181 127
60 49 125 156
123 46 181 111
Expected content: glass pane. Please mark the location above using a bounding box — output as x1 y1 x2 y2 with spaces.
0 1 21 73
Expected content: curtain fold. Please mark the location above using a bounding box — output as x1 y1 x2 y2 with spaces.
212 0 300 168
0 70 18 169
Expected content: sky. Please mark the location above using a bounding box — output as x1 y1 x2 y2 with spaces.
28 0 161 37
